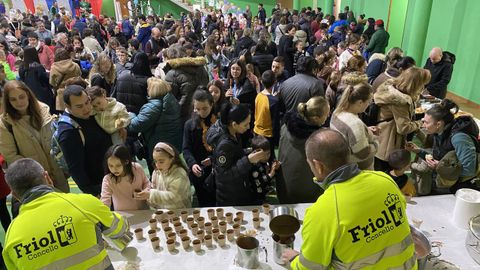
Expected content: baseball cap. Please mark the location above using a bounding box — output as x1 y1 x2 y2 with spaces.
375 19 384 26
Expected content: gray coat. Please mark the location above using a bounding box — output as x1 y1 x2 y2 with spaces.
279 73 325 113
276 112 323 203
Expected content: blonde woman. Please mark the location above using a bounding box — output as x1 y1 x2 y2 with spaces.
373 67 431 171
330 81 377 169
89 53 116 95
127 78 182 172
0 81 68 192
277 96 330 203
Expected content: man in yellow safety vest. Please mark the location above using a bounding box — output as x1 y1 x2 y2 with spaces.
2 158 130 270
283 129 417 269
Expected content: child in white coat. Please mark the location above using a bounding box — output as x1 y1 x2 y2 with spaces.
135 142 192 209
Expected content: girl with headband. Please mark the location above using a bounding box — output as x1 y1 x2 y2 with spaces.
135 142 191 209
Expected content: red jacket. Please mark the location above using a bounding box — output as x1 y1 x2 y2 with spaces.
38 44 54 71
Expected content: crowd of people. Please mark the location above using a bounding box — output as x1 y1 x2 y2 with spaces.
0 2 478 269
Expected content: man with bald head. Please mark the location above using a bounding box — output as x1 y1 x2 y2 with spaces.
144 27 168 68
424 47 454 99
282 129 416 269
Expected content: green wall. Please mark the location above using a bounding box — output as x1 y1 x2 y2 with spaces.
340 0 389 20
421 0 480 103
228 0 276 17
151 0 189 18
386 0 408 52
101 0 116 18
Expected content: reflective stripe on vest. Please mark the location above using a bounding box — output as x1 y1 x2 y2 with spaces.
332 234 414 270
110 218 128 239
37 244 111 270
297 253 328 270
390 255 417 270
103 214 120 236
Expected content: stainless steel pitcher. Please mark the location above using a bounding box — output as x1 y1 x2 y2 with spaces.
272 234 294 265
236 236 261 269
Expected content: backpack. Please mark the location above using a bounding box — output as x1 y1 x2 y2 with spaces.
50 115 85 173
360 101 394 127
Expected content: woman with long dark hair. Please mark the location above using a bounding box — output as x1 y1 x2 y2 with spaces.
183 89 217 206
18 46 55 113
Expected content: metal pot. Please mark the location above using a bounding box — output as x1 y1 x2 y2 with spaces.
272 234 294 265
269 206 300 237
467 214 480 265
410 225 431 259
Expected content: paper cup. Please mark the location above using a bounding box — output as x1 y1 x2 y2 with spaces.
179 229 188 238
167 210 176 221
452 188 480 229
150 236 160 249
155 210 164 221
252 208 260 219
197 229 205 242
216 208 224 219
212 228 219 240
207 208 215 219
204 222 212 234
167 232 177 241
149 219 157 230
191 223 199 235
187 217 195 228
161 219 170 229
197 216 205 229
219 221 227 233
233 224 241 237
236 212 244 222
225 212 233 224
167 239 175 252
193 210 201 220
134 228 143 240
262 203 270 215
226 229 234 242
217 234 226 247
204 234 213 247
211 216 219 228
193 239 202 252
181 236 190 250
181 210 188 222
164 227 173 238
148 229 157 239
253 217 260 229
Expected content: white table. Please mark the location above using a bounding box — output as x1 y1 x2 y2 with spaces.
107 195 478 269
406 195 478 270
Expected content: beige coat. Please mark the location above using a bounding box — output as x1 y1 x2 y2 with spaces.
148 165 191 209
373 83 422 161
49 59 82 111
0 102 69 192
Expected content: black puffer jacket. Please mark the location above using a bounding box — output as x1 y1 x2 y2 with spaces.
206 120 257 206
113 70 149 114
165 57 209 122
252 53 274 75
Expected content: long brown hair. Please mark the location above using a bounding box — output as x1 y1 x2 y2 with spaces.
391 67 431 97
89 53 116 84
2 81 43 129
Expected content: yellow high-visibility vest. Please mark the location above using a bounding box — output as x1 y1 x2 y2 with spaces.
292 170 417 270
3 192 127 270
